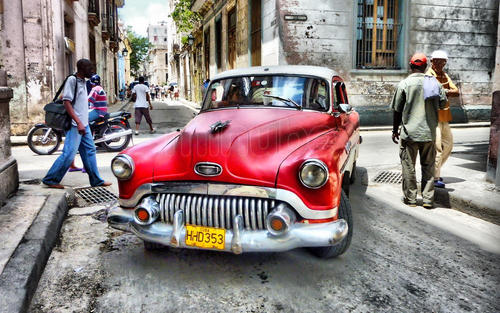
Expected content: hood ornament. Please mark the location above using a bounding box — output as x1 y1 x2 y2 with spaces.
210 120 231 134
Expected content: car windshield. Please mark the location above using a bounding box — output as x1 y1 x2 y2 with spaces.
202 75 329 111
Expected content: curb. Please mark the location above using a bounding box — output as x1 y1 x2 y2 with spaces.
0 191 69 313
360 122 490 132
435 188 500 224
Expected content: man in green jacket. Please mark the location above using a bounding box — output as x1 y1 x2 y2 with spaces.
390 53 447 208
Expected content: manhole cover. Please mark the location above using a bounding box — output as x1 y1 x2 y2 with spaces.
373 171 402 184
74 186 117 207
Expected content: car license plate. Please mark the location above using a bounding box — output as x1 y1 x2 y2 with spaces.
185 225 225 250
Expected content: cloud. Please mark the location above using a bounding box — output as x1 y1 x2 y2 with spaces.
119 1 169 36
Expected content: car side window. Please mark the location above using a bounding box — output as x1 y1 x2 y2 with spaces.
341 83 349 104
305 79 328 111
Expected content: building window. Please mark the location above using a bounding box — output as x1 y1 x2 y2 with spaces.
356 0 402 69
250 0 261 66
154 35 158 41
227 8 237 69
165 53 168 65
215 16 222 70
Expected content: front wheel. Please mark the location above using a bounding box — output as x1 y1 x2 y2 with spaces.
27 125 62 155
309 189 353 258
99 121 131 152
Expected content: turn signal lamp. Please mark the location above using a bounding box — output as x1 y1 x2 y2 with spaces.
270 218 285 232
133 197 160 226
266 203 296 236
136 208 149 222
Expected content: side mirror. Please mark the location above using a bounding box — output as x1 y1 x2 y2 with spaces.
338 103 353 114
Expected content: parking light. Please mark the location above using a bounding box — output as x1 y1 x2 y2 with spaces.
266 203 296 236
134 197 160 226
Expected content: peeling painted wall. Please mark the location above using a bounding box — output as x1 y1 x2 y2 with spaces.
276 0 498 123
1 0 91 135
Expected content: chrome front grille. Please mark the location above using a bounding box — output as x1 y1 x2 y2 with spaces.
156 193 277 230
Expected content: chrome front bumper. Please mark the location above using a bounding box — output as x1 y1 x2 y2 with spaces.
107 205 348 254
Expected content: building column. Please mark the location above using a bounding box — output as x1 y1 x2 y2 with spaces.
0 77 18 205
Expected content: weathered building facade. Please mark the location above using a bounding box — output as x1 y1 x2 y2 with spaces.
181 0 498 124
0 0 123 135
146 22 169 86
118 20 132 91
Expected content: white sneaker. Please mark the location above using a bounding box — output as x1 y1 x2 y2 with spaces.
134 131 139 135
150 128 156 134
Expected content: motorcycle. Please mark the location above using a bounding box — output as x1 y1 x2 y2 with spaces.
27 111 133 155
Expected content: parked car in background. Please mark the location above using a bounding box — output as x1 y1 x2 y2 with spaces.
108 65 361 258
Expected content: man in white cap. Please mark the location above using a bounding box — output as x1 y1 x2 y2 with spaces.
426 50 460 188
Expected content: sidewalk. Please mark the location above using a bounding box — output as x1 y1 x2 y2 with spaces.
0 183 70 312
359 132 500 224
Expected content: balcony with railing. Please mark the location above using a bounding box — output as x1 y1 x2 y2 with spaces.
88 0 100 28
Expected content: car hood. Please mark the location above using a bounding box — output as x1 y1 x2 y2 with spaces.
153 108 336 186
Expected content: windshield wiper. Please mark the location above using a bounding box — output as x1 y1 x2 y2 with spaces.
262 94 302 110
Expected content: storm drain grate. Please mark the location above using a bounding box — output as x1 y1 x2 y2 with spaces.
74 186 117 207
373 171 402 184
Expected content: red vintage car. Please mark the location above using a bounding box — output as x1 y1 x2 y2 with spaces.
108 65 360 258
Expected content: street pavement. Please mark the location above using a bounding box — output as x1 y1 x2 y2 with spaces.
10 101 499 312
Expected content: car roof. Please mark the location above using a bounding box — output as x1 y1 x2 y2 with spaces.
211 65 339 81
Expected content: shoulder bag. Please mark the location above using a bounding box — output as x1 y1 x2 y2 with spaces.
43 74 78 130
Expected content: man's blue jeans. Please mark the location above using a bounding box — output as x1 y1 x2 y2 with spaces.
42 125 105 187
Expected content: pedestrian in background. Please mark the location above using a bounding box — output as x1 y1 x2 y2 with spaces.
150 84 156 100
42 59 111 189
202 78 210 99
155 84 161 101
119 88 125 101
161 85 167 101
426 50 460 188
390 53 446 208
132 76 156 135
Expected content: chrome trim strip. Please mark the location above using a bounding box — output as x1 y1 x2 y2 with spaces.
120 182 338 219
341 143 358 174
107 204 348 253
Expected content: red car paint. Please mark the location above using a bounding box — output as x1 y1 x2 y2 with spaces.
116 74 360 220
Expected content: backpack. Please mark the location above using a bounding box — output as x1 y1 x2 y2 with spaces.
43 75 77 130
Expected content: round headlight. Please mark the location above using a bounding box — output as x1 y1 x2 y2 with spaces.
299 159 329 189
111 155 134 180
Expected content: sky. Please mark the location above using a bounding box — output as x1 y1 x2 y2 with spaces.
118 0 169 37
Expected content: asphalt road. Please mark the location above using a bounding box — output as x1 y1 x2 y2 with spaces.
12 104 499 312
29 179 500 313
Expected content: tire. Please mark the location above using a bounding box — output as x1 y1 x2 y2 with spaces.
349 161 357 184
27 125 62 155
309 189 353 259
99 121 131 152
144 241 165 251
